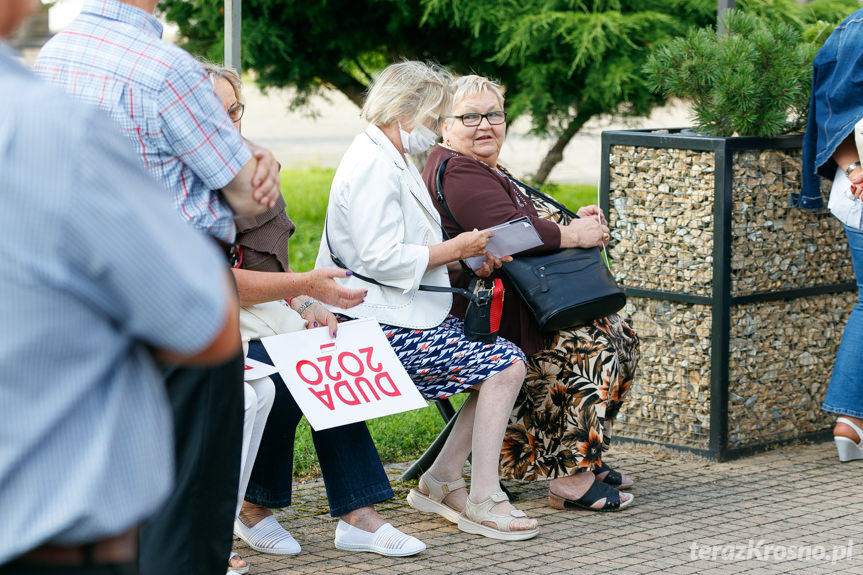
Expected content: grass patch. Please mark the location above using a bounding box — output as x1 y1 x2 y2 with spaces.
292 395 467 479
281 167 332 272
281 167 595 477
541 181 598 213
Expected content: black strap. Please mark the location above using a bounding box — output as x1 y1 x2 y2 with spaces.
434 156 579 236
434 156 466 232
323 222 473 300
505 173 579 219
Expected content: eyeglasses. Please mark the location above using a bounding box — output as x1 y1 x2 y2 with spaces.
449 111 506 127
227 103 245 122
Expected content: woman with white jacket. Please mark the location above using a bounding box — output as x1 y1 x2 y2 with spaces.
315 61 538 541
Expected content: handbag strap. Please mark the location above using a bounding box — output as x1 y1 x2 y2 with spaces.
323 216 481 303
435 156 615 277
495 165 579 220
434 156 580 234
434 156 467 233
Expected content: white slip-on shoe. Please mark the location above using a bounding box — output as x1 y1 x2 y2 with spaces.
234 516 301 555
333 519 426 557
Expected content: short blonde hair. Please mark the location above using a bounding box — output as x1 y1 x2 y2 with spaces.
453 75 504 107
361 61 453 129
199 61 244 105
445 75 505 127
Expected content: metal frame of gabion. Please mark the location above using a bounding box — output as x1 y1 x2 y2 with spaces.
601 128 855 460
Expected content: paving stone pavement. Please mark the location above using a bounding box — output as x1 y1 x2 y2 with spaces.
233 440 863 574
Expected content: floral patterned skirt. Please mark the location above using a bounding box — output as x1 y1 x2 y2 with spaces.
499 313 640 480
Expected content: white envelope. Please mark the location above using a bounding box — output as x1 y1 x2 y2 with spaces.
465 216 544 270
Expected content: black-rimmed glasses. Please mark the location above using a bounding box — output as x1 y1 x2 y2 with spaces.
228 103 245 122
449 111 506 127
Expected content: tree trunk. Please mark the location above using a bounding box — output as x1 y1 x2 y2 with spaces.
333 83 365 109
329 75 367 109
533 114 591 185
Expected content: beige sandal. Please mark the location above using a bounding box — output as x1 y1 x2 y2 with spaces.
457 492 539 541
406 471 466 523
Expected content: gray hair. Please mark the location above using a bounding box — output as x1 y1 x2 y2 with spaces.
361 61 453 129
445 75 505 127
199 61 244 105
453 75 504 107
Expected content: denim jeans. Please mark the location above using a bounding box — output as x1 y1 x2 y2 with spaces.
823 224 863 418
243 341 394 517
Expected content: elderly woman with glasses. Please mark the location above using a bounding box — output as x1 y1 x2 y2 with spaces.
421 75 639 512
315 61 539 541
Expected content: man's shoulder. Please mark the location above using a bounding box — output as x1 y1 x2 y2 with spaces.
3 67 83 139
41 15 200 84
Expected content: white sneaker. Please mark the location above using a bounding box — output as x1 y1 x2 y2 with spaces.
333 519 426 557
233 516 301 555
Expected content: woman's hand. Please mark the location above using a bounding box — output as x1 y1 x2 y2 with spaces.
428 229 492 270
292 296 340 337
850 168 863 200
576 204 607 226
298 268 366 309
245 141 281 209
560 218 610 249
474 253 512 277
456 229 493 259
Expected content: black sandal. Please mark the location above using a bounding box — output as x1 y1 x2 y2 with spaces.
548 478 634 512
593 461 633 490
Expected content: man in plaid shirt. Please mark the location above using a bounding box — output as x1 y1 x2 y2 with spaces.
36 1 281 574
34 1 279 242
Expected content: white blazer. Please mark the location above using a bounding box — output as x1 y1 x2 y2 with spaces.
315 124 452 329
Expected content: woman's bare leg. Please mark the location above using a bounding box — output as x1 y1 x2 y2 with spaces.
466 362 536 531
424 362 535 531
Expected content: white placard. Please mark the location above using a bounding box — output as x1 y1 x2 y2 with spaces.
243 357 279 381
465 216 543 270
261 318 427 430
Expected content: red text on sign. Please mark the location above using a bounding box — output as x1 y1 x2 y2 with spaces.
295 347 399 410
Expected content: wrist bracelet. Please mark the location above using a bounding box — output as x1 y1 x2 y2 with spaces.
846 161 861 177
295 299 319 315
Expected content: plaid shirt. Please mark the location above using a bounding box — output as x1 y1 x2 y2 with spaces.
35 0 251 242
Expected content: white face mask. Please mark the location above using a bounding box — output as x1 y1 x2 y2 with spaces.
399 122 438 155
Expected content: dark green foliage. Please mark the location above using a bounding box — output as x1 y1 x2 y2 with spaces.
160 0 714 183
801 0 861 23
422 0 715 181
643 1 858 138
161 0 493 111
645 10 819 137
159 0 857 175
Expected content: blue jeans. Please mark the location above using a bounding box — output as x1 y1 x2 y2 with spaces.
243 341 394 517
823 224 863 418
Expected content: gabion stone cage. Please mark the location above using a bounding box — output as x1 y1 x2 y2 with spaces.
601 128 855 460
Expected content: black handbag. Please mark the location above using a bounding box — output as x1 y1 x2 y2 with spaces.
323 214 504 344
434 157 625 332
459 276 504 344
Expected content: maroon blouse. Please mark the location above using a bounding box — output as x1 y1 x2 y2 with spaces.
422 145 562 355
